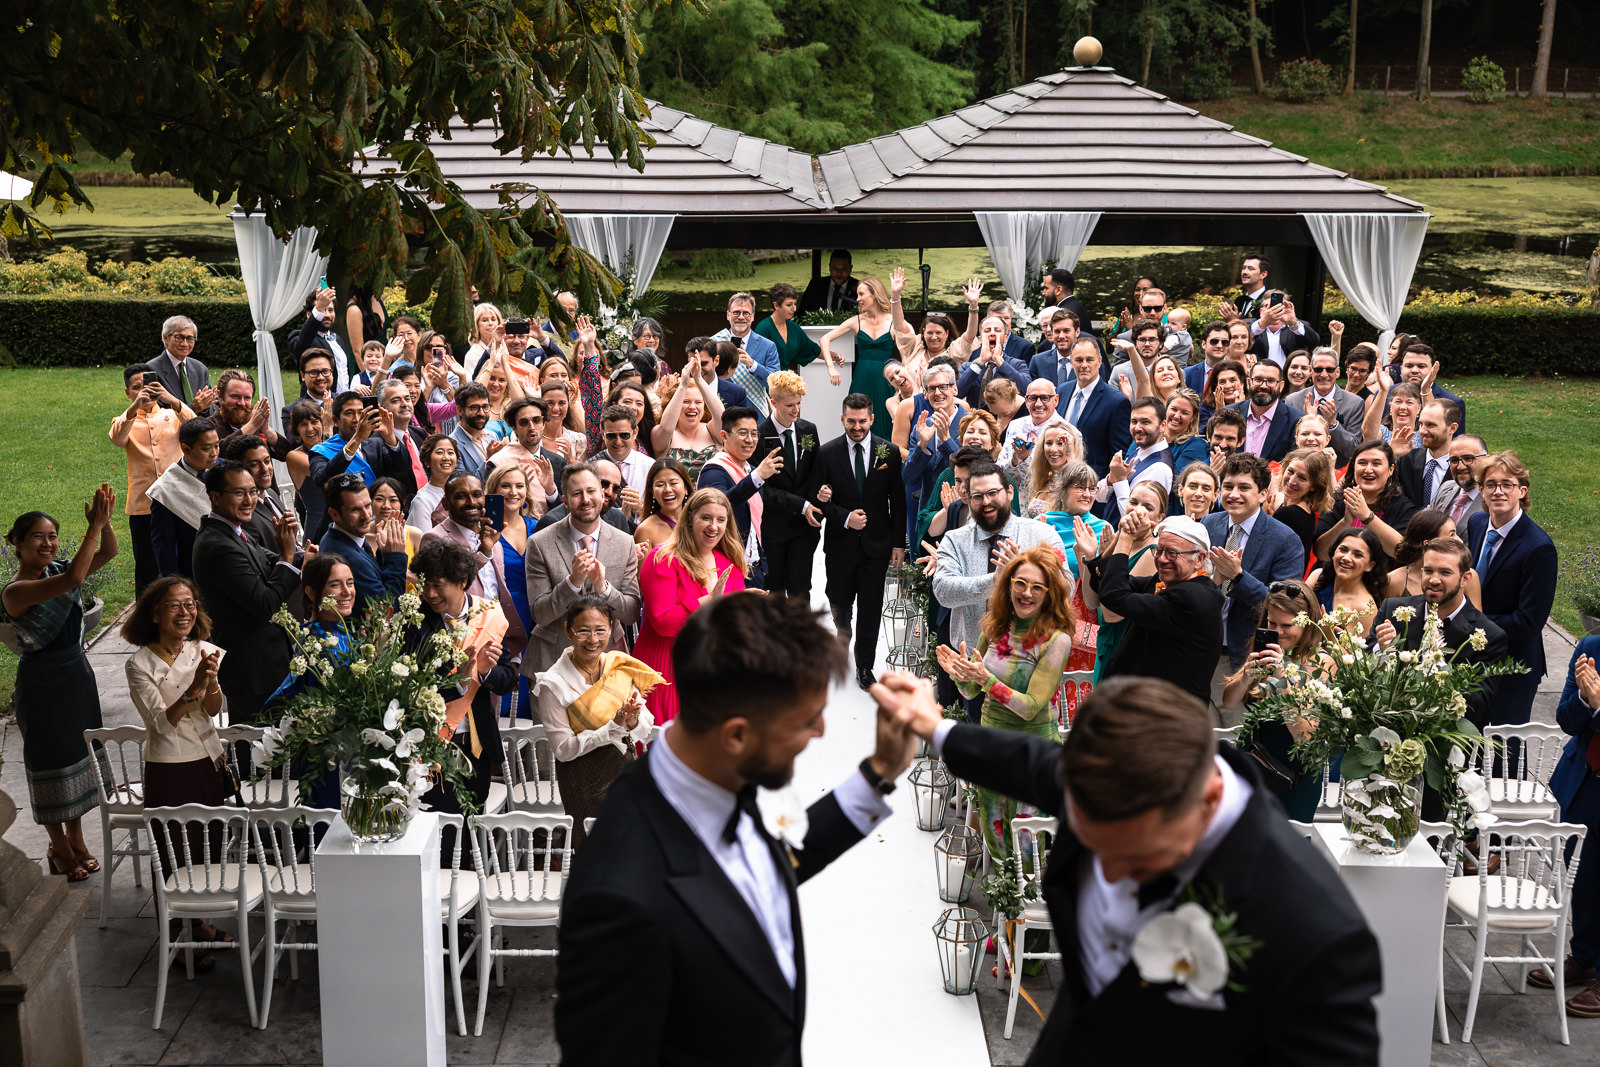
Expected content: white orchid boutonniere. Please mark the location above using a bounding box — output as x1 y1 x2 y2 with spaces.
1133 886 1259 1002
758 785 808 868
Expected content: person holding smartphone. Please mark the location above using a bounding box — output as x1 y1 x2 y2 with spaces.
1247 289 1322 370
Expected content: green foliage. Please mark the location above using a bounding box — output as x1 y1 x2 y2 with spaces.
1319 303 1600 377
1560 548 1600 619
0 247 244 297
688 248 756 281
0 0 693 340
638 0 977 153
1274 58 1338 102
0 294 290 369
1461 56 1507 104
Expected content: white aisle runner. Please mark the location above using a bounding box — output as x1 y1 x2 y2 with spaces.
788 555 992 1065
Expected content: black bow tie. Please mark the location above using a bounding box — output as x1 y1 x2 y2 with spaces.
723 783 762 844
1136 871 1181 911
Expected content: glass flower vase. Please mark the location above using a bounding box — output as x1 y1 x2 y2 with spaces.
341 785 411 845
1340 772 1423 855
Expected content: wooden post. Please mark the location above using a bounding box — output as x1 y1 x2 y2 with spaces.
1563 69 1569 98
1385 66 1391 96
1515 67 1520 95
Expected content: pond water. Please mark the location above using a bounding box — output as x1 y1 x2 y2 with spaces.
15 177 1597 308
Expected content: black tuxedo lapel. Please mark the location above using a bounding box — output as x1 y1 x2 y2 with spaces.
633 756 799 1021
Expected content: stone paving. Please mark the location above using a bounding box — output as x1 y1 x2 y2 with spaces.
0 616 1590 1065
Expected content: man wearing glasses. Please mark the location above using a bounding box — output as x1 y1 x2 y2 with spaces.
1184 320 1236 394
282 349 339 444
1285 346 1364 464
1432 435 1490 524
597 405 651 495
151 315 217 415
903 364 970 545
1226 359 1304 464
697 406 785 589
191 459 301 725
712 292 780 416
1247 291 1322 370
1002 379 1065 457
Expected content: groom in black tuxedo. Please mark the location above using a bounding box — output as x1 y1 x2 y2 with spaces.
751 374 823 600
875 673 1382 1065
556 594 916 1067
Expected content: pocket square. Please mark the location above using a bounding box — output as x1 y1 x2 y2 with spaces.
1166 987 1227 1012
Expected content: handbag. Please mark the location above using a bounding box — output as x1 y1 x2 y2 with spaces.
1239 736 1299 798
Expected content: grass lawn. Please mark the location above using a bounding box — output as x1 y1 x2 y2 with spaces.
0 367 1595 709
1202 94 1600 179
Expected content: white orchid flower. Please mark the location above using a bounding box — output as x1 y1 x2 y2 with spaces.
340 777 361 797
360 728 396 750
1132 902 1229 999
394 727 426 759
383 700 403 730
1370 727 1401 749
757 786 809 851
1456 771 1486 794
371 757 400 776
1469 811 1500 831
1448 746 1467 769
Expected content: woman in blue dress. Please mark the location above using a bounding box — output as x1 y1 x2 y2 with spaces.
820 274 899 439
485 463 538 718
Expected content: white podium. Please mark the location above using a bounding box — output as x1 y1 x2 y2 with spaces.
316 812 448 1066
1311 823 1448 1067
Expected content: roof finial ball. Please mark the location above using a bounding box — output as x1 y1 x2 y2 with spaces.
1072 36 1104 68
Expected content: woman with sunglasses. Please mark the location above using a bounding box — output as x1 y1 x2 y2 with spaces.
936 544 1074 865
1227 580 1335 822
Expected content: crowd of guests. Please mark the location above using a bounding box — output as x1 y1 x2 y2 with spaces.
7 250 1598 1013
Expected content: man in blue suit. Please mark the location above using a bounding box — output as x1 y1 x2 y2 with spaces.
713 292 781 414
1202 452 1307 721
986 299 1036 364
1030 312 1109 388
1057 338 1131 480
1184 320 1233 394
1226 360 1304 464
957 330 1031 408
696 406 783 589
317 472 409 618
1541 637 1600 1012
1463 451 1557 727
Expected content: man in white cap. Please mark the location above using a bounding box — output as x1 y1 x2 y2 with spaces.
1083 511 1224 704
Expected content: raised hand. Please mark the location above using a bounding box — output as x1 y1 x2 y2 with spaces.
756 449 783 480
618 486 642 519
385 337 406 363
1575 655 1600 710
474 637 503 677
273 513 299 560
529 453 556 495
193 386 219 412
377 517 408 554
963 277 983 306
931 409 951 441
1114 374 1134 401
1208 545 1243 581
916 539 939 576
1343 482 1371 522
1107 451 1131 484
890 266 906 296
243 397 271 435
711 566 733 597
915 411 936 448
314 286 337 316
576 315 597 347
1071 515 1100 560
991 536 1021 570
939 482 958 509
1120 507 1154 544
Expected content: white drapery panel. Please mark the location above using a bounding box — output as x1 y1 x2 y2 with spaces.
232 213 328 434
1301 212 1430 356
566 214 676 296
974 211 1101 304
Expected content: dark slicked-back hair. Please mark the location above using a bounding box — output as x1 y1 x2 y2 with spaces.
674 595 848 734
1059 677 1217 823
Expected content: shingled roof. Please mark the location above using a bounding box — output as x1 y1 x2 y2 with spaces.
817 68 1422 215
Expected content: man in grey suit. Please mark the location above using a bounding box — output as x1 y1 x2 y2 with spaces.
522 462 642 675
1285 347 1365 465
151 315 217 414
1432 434 1490 523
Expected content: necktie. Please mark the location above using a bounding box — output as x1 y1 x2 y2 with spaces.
1058 358 1071 388
579 534 593 557
985 534 1001 574
405 436 427 492
723 783 764 844
1226 523 1243 554
1424 458 1444 504
1449 491 1471 525
854 442 866 493
829 283 840 311
1476 528 1501 575
1067 389 1086 427
784 428 796 473
179 366 192 406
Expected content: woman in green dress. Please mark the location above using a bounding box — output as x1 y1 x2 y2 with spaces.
753 282 821 373
936 543 1074 864
1072 479 1167 684
820 274 898 440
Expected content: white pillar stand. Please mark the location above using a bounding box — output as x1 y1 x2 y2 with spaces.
316 812 447 1066
1311 822 1448 1067
801 327 854 444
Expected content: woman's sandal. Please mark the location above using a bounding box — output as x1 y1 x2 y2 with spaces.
77 853 101 874
46 845 90 882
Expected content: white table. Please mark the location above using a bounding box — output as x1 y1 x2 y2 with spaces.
316 813 448 1066
1311 823 1448 1067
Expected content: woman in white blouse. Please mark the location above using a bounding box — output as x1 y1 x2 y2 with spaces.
122 576 233 969
532 596 659 848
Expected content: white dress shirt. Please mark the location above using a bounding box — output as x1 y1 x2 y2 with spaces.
1096 439 1173 511
445 519 500 599
609 448 653 495
649 723 892 987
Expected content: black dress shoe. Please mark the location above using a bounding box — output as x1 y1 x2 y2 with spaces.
857 666 876 690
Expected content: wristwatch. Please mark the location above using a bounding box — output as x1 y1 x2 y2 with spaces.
858 757 897 795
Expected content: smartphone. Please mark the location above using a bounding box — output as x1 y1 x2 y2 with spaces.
1253 627 1280 653
484 494 506 532
762 435 782 452
318 275 328 291
359 394 380 410
1268 292 1286 308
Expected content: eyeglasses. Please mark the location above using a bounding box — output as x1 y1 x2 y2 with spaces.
218 487 261 500
1267 582 1306 600
598 480 617 491
1481 480 1521 493
1135 336 1161 345
1152 546 1203 560
729 429 760 440
569 627 611 640
603 430 634 441
162 600 198 613
1249 378 1279 388
926 383 955 394
1026 394 1055 403
1009 578 1048 597
304 368 334 378
170 335 196 344
1448 453 1488 466
969 488 1007 504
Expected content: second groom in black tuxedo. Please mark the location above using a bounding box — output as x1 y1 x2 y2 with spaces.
751 371 824 600
876 673 1381 1065
810 392 906 690
556 594 916 1067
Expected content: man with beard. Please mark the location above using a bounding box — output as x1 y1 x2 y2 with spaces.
1226 358 1303 463
534 457 634 534
1205 408 1246 471
932 462 1065 721
1433 434 1490 524
811 393 906 690
418 472 507 605
306 390 413 541
522 462 640 673
281 348 338 441
1097 397 1173 528
191 460 302 725
448 382 502 481
713 292 781 415
212 370 294 460
1396 399 1461 508
1086 513 1225 704
556 594 916 1067
318 473 409 617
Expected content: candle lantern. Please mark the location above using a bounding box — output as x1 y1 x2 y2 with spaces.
932 824 983 903
882 600 928 676
932 906 988 995
909 759 956 831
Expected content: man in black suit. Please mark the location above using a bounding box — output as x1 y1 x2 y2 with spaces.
986 299 1036 364
697 406 784 590
1246 293 1321 369
810 393 907 690
280 348 339 443
1395 343 1468 434
1087 513 1224 705
191 461 301 726
220 433 287 550
1226 359 1304 464
306 391 415 541
874 672 1381 1065
752 372 825 600
150 314 216 414
798 249 860 314
317 473 409 618
556 594 917 1067
1395 399 1460 509
1041 266 1089 326
1228 252 1271 321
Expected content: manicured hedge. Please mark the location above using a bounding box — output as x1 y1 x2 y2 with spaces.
1321 303 1600 377
0 295 296 370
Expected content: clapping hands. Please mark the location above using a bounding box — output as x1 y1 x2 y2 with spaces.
935 642 987 684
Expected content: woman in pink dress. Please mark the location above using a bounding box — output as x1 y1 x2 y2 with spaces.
633 487 748 724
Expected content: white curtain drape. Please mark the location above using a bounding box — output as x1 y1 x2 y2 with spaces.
566 214 676 296
974 211 1101 305
1301 212 1430 356
232 213 328 434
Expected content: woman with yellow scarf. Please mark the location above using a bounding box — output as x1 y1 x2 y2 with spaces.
532 595 662 847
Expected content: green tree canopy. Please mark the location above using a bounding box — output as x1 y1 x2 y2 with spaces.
1 0 691 338
639 0 977 154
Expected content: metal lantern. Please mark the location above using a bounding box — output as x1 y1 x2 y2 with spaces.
932 906 989 995
933 824 984 903
883 599 929 677
909 758 957 831
915 734 933 760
